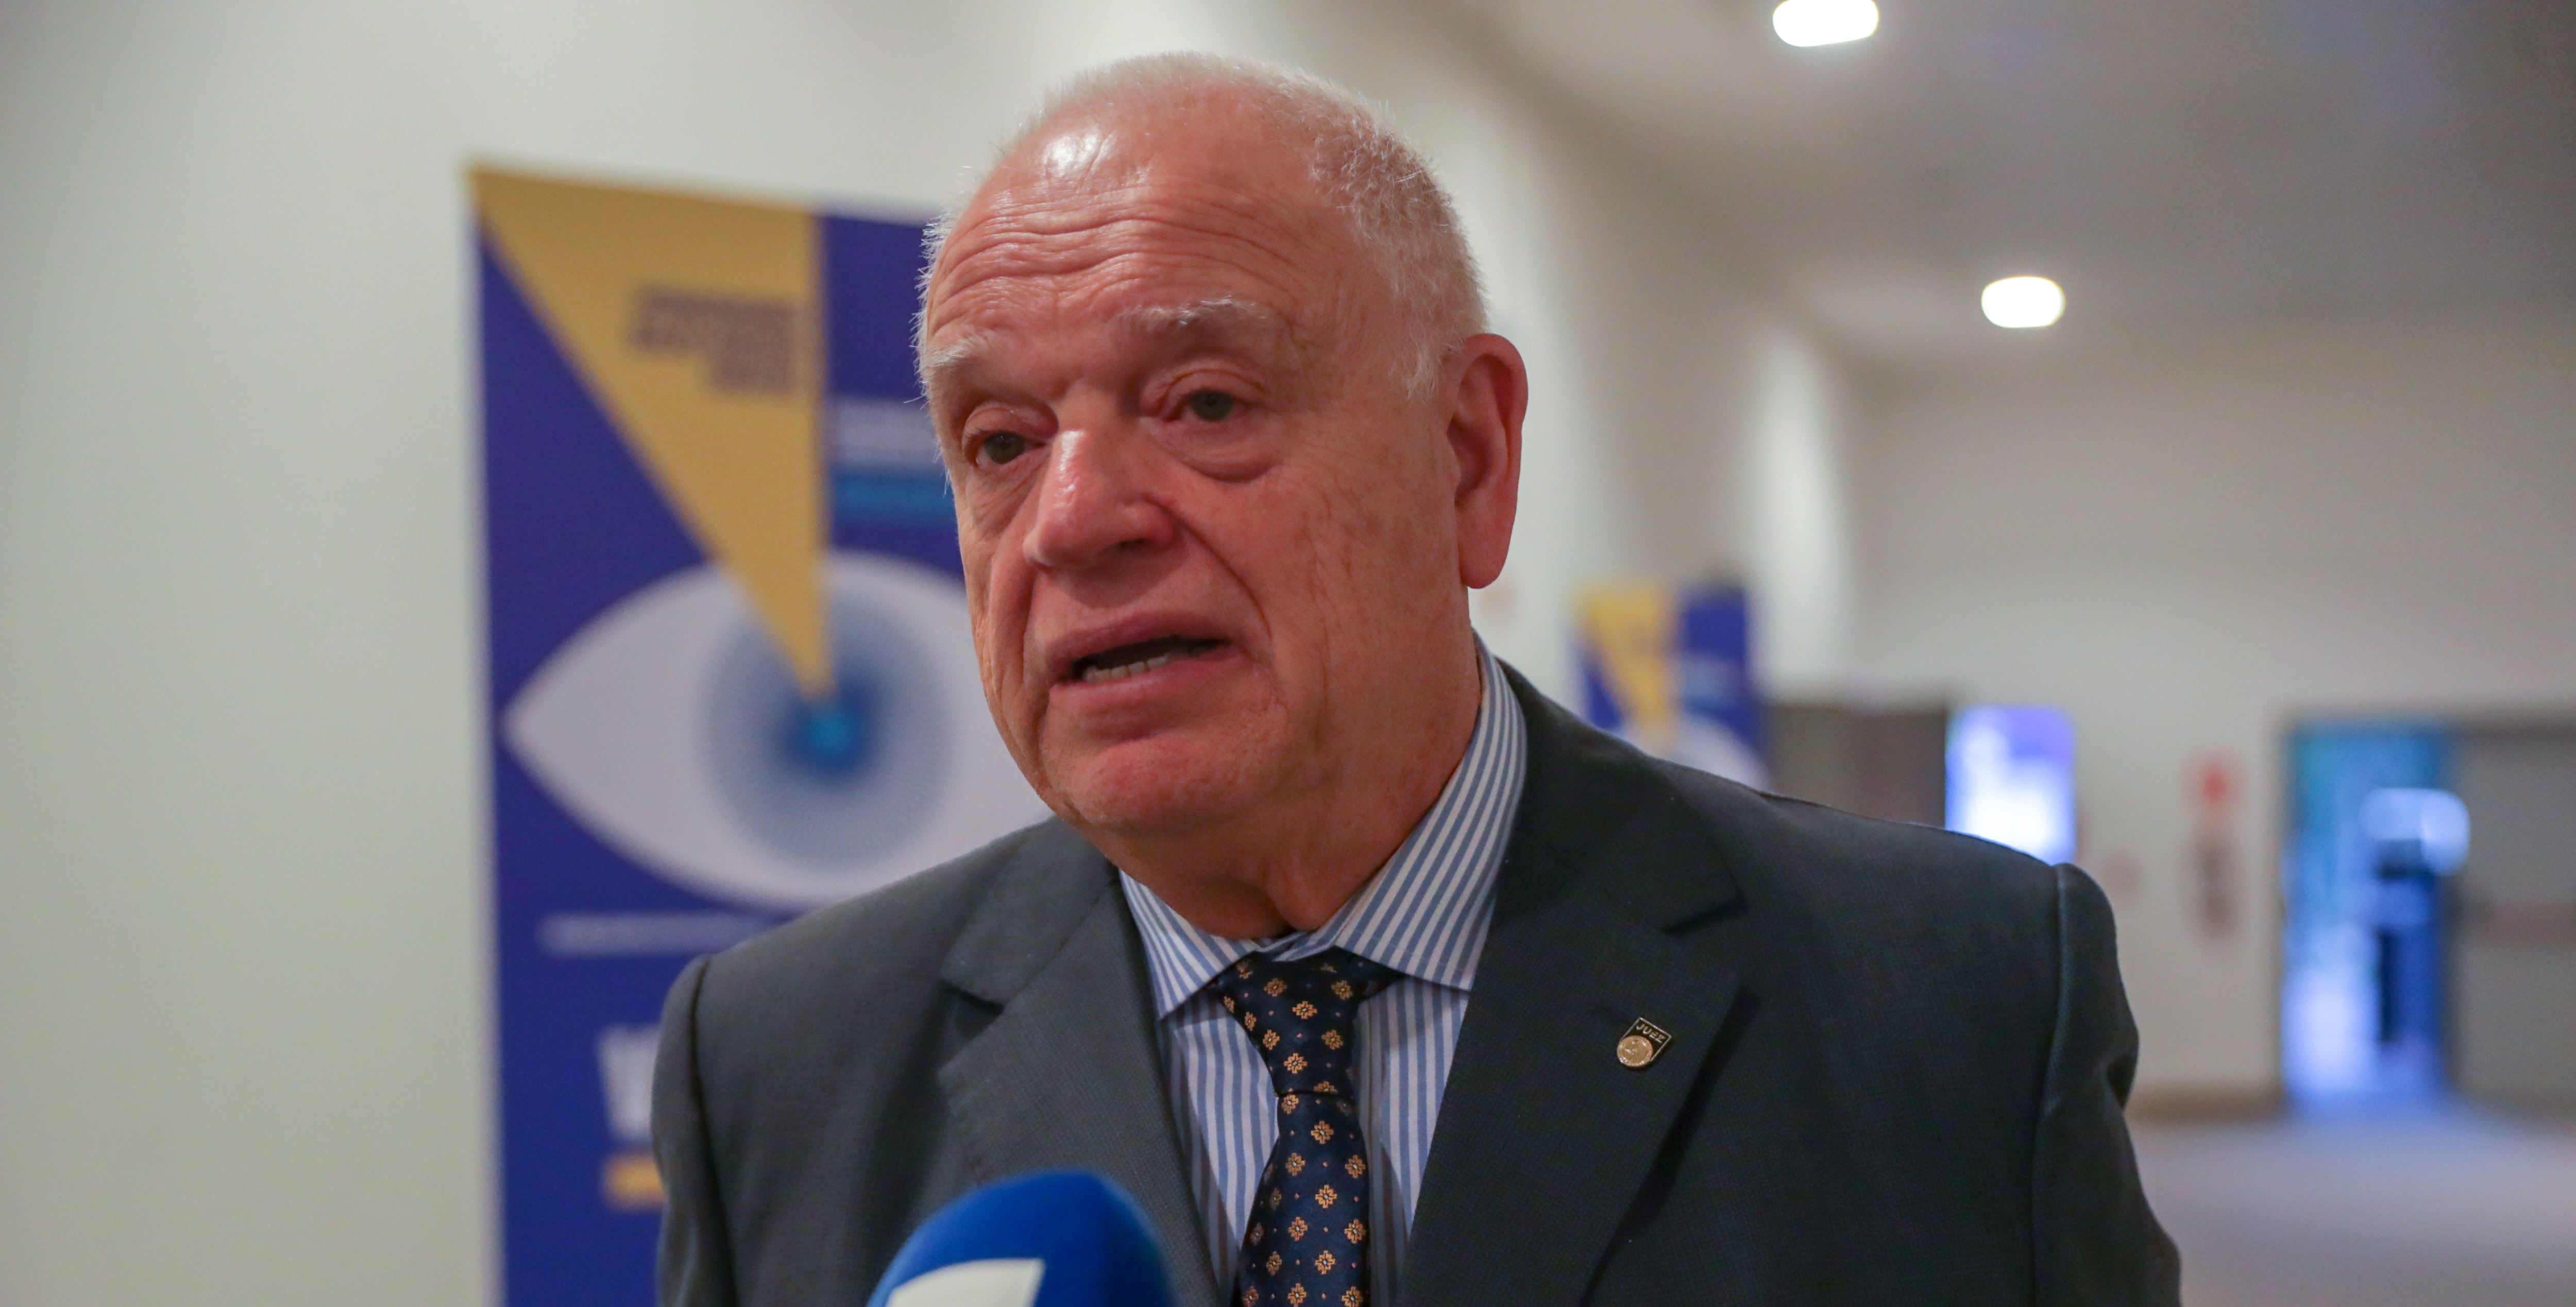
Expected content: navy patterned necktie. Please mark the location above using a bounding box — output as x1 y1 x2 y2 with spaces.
1209 947 1397 1307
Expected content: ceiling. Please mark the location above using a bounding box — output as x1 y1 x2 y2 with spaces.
1437 0 2576 369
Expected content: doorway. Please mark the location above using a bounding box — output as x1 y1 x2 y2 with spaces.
2281 722 2452 1104
2282 716 2576 1110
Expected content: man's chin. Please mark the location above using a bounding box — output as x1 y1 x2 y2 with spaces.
1042 732 1277 837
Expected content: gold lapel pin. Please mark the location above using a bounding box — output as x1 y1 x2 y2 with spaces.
1616 1017 1672 1069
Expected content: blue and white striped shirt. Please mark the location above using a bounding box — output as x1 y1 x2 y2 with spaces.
1118 647 1527 1306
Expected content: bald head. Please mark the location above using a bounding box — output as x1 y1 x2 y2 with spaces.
922 53 1486 398
912 53 1526 932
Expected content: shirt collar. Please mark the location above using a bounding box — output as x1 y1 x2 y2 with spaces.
1121 644 1529 1017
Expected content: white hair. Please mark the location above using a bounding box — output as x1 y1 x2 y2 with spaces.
919 53 1488 399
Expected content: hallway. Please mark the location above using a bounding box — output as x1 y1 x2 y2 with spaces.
2133 1110 2576 1307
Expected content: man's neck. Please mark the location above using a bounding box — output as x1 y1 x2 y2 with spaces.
1096 648 1487 941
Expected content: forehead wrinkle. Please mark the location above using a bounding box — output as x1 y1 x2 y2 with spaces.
922 295 1281 371
923 292 1316 413
934 217 1334 316
926 243 1324 366
923 155 1370 397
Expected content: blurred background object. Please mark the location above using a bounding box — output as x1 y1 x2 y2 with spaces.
2 0 2570 1304
1578 580 1769 785
1766 696 1950 827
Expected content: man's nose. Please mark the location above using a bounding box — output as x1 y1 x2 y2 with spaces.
1022 422 1175 571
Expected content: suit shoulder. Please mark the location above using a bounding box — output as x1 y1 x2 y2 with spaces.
1644 760 2069 1070
690 819 1060 1019
1650 758 2062 940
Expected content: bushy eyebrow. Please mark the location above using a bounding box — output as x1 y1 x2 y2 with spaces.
918 330 993 398
1111 296 1314 384
1111 296 1288 346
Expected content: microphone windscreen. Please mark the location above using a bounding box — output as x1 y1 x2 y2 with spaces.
868 1170 1175 1307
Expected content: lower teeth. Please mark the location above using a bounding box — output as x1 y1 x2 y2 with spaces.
1083 649 1187 684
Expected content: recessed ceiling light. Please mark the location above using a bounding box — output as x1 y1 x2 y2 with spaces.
1980 276 2065 328
1773 0 1879 47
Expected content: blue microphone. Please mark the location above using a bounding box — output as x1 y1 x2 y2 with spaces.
867 1170 1175 1307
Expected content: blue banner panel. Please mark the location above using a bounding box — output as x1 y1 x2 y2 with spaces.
477 171 1043 1305
1574 582 1766 787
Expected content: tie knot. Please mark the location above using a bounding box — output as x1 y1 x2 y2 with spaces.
1207 947 1393 1097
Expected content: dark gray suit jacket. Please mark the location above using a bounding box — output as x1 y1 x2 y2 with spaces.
653 669 2180 1305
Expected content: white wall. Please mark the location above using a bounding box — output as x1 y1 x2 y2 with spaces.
1467 136 1844 692
1853 310 2576 1093
0 2 1828 1301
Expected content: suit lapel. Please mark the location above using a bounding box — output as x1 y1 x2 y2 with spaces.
1400 676 1747 1307
937 825 1223 1305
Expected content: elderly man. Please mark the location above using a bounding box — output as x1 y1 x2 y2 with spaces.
653 54 2178 1307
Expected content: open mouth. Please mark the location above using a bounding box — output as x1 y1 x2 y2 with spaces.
1067 635 1230 685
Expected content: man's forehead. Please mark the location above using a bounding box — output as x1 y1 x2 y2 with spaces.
922 296 1303 388
921 108 1360 389
932 109 1345 288
936 183 1337 295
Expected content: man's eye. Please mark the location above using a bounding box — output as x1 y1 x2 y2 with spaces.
1183 390 1236 422
978 432 1031 465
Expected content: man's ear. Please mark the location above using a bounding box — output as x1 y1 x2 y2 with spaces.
1445 333 1526 589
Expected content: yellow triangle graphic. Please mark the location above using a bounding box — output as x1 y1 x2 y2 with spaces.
1580 584 1677 752
476 166 831 695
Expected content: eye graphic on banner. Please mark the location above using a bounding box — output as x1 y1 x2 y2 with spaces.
505 552 1041 911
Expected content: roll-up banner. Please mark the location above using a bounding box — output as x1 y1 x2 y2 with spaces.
1575 582 1766 787
475 168 1045 1304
